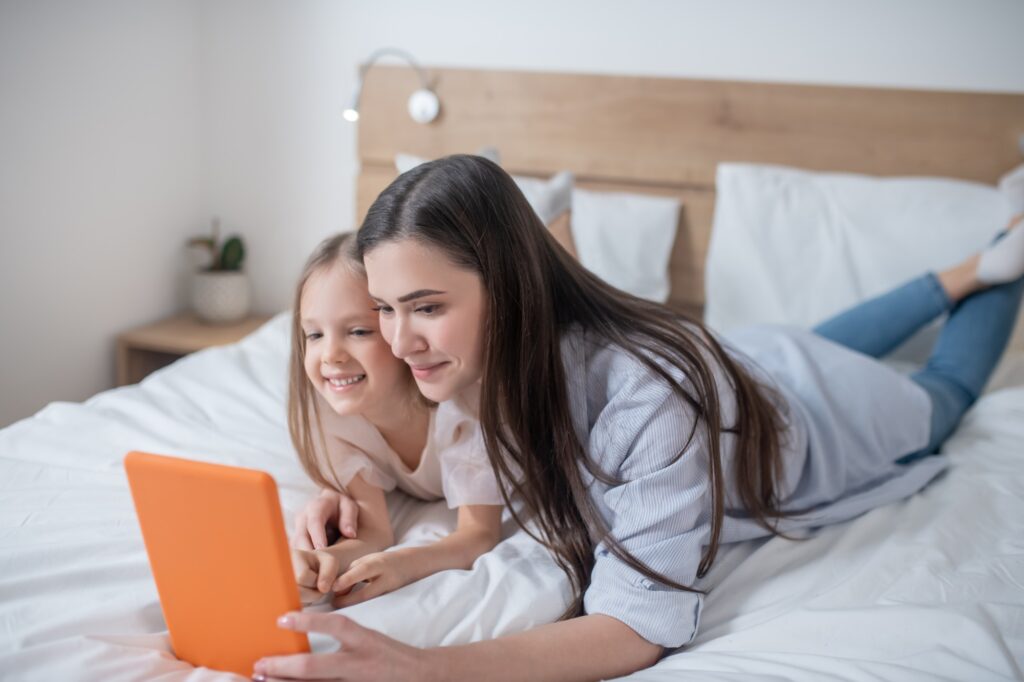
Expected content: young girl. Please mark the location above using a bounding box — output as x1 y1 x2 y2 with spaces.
255 156 1024 682
286 232 504 607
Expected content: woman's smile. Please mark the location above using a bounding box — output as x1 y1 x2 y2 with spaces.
408 361 450 381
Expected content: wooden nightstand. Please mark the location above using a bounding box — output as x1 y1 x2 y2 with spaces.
115 313 274 386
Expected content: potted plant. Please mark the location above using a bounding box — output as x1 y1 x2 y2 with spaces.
187 218 251 324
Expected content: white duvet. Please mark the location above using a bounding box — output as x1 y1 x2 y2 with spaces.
1 314 1022 681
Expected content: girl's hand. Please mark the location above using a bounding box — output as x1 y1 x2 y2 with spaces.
330 550 412 608
291 547 343 604
253 612 440 682
292 488 360 550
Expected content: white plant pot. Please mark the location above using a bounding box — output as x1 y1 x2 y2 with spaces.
192 270 251 323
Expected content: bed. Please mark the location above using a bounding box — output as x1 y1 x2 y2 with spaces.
3 67 1024 681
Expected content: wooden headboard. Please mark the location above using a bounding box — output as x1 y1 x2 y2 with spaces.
355 65 1024 316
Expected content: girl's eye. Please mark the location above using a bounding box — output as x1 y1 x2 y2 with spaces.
305 332 322 341
415 304 440 315
349 328 373 337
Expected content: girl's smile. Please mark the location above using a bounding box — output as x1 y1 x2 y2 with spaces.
322 372 367 392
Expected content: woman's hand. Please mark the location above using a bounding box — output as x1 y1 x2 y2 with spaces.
330 550 413 608
252 612 441 682
292 488 360 551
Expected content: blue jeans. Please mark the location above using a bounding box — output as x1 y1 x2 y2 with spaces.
812 269 1024 462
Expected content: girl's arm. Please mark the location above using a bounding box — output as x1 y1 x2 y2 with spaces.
396 504 502 577
330 504 502 606
291 474 394 599
257 610 663 682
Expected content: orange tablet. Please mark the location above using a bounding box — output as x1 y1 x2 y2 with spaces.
124 451 308 676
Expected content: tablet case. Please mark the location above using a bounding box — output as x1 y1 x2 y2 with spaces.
124 451 309 675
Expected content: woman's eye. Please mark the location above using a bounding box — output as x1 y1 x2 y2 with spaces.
415 304 440 315
373 305 394 315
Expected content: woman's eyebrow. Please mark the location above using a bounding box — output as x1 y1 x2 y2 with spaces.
398 289 446 303
368 289 448 304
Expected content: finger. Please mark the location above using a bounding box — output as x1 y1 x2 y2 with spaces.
333 580 387 608
275 611 369 647
338 496 359 539
291 513 314 551
307 515 329 551
315 551 339 593
331 562 377 594
298 585 323 605
291 551 318 589
253 651 345 681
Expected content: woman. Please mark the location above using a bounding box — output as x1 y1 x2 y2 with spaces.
255 155 1024 682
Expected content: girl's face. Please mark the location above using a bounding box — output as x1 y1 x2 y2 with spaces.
300 262 410 418
363 239 486 403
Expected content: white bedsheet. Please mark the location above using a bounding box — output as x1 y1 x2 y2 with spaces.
1 314 1022 681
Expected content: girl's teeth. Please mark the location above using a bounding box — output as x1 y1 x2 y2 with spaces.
329 375 365 387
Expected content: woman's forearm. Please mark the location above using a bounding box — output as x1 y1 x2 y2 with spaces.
426 614 663 682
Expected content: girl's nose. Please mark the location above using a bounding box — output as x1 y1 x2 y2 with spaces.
321 341 349 366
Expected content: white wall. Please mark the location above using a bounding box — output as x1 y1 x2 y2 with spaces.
201 0 1024 319
0 0 203 426
3 0 1023 427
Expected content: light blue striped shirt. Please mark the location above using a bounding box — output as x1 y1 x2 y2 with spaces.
561 324 948 648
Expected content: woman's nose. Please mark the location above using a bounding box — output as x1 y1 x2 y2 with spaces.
389 318 423 358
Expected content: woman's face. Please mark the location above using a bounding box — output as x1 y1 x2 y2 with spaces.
363 239 487 403
300 262 410 418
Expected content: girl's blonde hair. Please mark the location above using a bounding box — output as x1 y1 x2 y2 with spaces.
286 232 364 492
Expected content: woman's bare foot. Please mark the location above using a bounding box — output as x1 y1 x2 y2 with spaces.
937 255 983 305
937 214 1024 304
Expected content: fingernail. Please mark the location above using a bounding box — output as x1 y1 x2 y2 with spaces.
344 525 355 536
277 614 294 627
252 675 266 682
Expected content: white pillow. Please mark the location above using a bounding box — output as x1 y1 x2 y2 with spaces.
394 150 573 225
510 171 573 225
705 163 1016 366
571 188 680 303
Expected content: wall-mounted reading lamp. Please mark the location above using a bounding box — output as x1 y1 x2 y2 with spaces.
343 47 440 124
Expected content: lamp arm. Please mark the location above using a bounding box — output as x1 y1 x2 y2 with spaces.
345 47 439 124
359 47 434 90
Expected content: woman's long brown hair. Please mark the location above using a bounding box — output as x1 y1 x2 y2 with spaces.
356 155 793 618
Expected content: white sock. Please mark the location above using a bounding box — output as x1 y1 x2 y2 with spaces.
999 163 1024 214
977 223 1024 284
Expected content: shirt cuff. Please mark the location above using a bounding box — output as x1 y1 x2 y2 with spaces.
583 552 703 648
